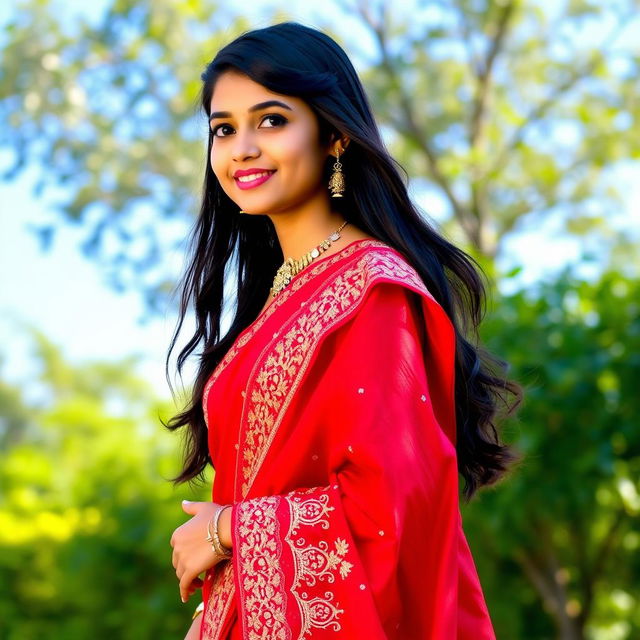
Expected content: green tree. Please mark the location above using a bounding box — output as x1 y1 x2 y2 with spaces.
1 0 638 309
0 329 209 639
341 0 640 257
463 264 640 640
1 0 252 311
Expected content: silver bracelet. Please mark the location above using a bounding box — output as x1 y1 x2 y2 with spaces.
206 504 232 558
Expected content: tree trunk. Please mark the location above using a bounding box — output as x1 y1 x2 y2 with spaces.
517 548 585 640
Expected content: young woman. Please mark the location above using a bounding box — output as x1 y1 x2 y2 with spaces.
166 21 521 640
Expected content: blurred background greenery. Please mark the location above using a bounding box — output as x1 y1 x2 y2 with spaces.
0 1 638 638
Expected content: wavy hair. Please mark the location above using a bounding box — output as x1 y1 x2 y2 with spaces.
164 22 522 501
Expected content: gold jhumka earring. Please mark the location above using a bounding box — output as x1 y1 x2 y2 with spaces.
328 150 345 198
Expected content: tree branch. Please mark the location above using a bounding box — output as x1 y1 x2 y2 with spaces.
585 506 628 620
515 519 587 640
469 1 516 148
471 2 514 255
592 507 626 580
352 1 472 238
567 506 627 631
488 14 630 178
567 515 593 629
454 2 482 79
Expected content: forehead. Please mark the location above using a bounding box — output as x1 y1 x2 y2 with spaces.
209 70 305 113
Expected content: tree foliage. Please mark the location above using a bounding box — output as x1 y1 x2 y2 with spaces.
1 0 638 310
336 0 640 255
463 264 640 640
1 0 251 311
0 330 209 639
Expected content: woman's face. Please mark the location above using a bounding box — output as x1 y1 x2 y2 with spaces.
208 71 333 216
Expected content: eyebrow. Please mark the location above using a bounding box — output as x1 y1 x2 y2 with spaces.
209 100 293 122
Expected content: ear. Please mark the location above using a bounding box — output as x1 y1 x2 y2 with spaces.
328 132 351 158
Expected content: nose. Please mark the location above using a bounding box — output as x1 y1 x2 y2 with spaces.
231 129 260 163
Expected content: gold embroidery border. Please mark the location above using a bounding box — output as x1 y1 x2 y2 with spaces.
234 488 356 640
235 496 289 640
202 239 388 429
201 560 235 640
232 250 435 640
238 249 430 499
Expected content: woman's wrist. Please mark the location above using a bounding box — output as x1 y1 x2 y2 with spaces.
217 504 233 550
205 504 232 558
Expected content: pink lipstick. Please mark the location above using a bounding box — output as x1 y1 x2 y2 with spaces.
233 169 276 190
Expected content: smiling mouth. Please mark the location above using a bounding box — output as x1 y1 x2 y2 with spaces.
236 171 273 182
234 170 276 190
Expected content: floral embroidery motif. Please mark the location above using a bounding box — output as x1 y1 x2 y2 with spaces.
235 496 289 640
201 560 235 640
235 489 356 639
238 248 430 497
289 493 332 532
285 491 354 637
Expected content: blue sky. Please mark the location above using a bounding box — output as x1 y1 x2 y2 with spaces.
0 167 179 398
1 1 639 400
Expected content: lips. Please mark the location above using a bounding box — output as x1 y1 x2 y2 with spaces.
233 167 274 178
233 169 276 190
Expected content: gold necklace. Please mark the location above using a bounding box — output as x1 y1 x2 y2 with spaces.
270 220 349 298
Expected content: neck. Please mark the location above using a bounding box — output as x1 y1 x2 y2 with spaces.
266 193 347 260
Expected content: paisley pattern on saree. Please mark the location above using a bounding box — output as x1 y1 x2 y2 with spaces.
237 248 430 498
202 240 389 429
284 489 354 638
201 560 235 640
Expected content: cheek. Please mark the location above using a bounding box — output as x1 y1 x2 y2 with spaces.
209 145 228 181
276 131 326 180
209 147 220 176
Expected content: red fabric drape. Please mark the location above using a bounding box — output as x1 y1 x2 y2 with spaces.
199 239 495 639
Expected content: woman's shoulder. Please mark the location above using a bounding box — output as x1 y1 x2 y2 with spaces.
334 241 455 354
336 238 455 339
346 238 434 303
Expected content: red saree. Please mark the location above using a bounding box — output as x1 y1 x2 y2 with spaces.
199 238 495 639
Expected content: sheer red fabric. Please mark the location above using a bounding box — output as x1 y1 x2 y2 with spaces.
198 239 495 639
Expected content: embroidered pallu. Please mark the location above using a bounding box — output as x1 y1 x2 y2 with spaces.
199 238 495 639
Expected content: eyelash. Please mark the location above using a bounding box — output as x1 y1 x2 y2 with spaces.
210 114 288 137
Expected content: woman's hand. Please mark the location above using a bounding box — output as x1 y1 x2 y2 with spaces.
170 500 229 603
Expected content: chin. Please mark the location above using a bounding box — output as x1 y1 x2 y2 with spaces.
236 203 273 215
237 198 291 216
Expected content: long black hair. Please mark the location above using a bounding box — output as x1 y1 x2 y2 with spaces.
164 21 522 502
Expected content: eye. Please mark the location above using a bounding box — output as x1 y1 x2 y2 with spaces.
259 114 288 128
211 123 234 137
